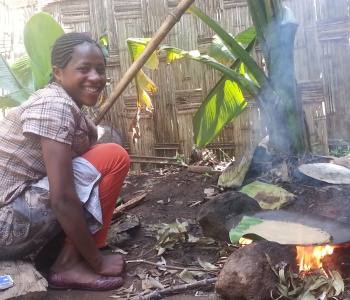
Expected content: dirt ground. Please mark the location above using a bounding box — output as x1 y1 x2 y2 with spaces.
43 164 350 300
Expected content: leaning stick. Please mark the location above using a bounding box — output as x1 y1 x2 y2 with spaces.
92 0 196 125
136 277 218 300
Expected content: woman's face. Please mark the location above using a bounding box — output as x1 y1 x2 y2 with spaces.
53 42 107 108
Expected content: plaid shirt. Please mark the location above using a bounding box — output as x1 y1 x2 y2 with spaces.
0 83 98 207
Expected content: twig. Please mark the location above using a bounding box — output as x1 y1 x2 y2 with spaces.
112 193 146 219
126 259 219 273
136 277 217 300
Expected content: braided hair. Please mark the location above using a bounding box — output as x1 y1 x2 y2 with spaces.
50 32 105 82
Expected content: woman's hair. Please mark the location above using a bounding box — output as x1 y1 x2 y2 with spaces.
51 32 105 69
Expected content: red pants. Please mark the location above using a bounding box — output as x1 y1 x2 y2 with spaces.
68 143 130 247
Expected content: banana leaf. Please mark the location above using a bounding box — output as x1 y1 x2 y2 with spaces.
23 12 64 89
193 37 258 147
11 53 35 92
0 54 31 108
126 38 259 120
187 4 268 89
97 29 111 59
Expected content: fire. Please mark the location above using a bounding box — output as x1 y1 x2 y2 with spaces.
297 245 334 272
239 237 253 246
238 239 335 274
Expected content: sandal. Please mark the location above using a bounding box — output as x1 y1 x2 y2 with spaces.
47 270 123 291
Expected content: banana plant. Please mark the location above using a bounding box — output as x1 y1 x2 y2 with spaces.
0 13 110 108
127 0 308 154
0 12 65 107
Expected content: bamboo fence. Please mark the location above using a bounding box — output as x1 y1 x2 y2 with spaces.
1 0 350 170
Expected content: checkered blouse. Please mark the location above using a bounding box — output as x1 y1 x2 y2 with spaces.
0 83 98 207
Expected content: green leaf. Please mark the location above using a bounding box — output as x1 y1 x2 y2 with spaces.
0 54 31 107
127 39 259 94
23 12 65 89
97 29 111 58
234 26 256 44
208 34 236 64
187 4 268 89
0 54 26 93
10 53 35 92
193 78 247 147
229 216 264 244
127 38 159 69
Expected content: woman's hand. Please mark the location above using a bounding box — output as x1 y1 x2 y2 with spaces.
96 255 126 277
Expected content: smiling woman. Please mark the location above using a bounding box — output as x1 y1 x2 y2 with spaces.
50 33 107 108
0 32 130 291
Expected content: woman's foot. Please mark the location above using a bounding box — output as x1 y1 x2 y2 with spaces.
50 242 101 283
48 270 123 291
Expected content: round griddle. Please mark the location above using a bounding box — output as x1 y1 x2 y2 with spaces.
226 210 350 246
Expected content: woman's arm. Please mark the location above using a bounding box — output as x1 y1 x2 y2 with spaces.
41 136 124 276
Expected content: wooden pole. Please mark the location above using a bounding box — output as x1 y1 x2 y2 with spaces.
92 0 196 125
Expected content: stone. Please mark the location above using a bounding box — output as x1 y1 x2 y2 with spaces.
0 260 48 300
197 191 261 243
216 241 297 300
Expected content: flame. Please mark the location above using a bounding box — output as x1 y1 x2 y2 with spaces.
238 239 335 275
297 245 334 272
239 237 253 246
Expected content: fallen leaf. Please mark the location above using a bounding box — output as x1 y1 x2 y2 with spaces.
197 258 220 271
178 269 197 284
148 276 165 289
239 181 295 209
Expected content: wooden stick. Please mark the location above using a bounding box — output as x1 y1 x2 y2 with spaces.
126 259 219 273
129 155 178 165
136 277 218 300
92 0 196 125
112 193 146 219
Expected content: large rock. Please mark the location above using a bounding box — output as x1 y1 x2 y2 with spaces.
197 191 261 243
216 241 297 300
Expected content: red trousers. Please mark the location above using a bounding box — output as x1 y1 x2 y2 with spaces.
69 143 130 247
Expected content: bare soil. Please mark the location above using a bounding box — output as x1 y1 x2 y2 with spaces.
44 165 350 300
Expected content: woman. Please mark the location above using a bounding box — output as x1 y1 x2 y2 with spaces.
0 32 130 291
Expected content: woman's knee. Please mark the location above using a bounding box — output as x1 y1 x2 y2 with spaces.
82 143 130 175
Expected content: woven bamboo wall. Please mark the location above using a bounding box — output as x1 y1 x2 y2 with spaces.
2 0 350 169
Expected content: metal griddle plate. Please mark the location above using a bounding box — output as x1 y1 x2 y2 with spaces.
226 210 350 246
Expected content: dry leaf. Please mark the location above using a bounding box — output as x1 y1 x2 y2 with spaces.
147 276 165 289
178 269 197 284
197 258 220 271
